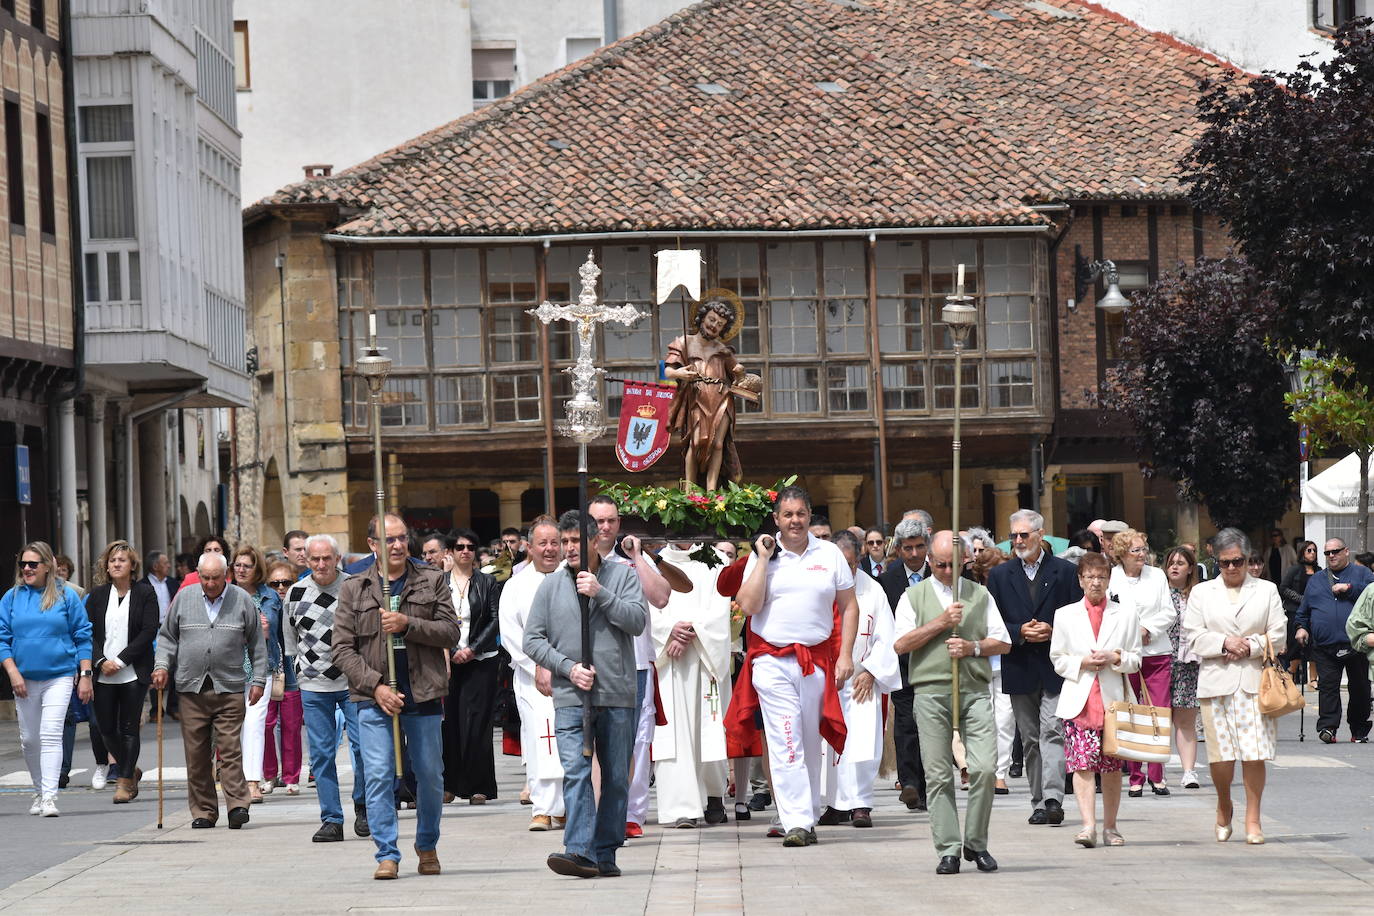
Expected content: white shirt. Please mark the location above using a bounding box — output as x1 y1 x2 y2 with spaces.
745 533 854 647
601 550 655 670
1021 549 1044 580
204 590 225 624
894 576 1012 646
98 587 137 685
148 574 172 622
450 572 498 661
1109 564 1174 657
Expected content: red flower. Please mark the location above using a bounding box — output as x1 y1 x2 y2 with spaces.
766 490 778 500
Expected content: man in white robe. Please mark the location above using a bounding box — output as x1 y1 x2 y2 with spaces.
498 516 565 830
651 544 733 827
821 531 901 827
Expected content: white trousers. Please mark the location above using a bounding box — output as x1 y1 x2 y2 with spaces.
17 677 73 797
752 654 825 831
627 667 656 824
241 674 273 782
991 671 1015 779
655 662 727 823
822 685 882 810
515 684 565 817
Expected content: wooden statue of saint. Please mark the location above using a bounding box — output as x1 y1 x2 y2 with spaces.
663 289 762 492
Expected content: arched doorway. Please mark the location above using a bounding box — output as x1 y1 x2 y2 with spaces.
261 457 285 552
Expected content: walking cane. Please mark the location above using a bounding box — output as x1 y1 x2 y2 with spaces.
156 687 164 829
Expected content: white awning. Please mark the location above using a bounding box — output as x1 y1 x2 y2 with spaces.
1302 453 1374 515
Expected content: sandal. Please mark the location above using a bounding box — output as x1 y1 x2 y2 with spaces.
1074 828 1097 848
1103 828 1125 846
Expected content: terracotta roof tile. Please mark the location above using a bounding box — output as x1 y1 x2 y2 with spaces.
261 0 1227 236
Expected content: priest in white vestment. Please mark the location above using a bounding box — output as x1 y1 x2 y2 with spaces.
498 517 565 829
821 531 901 827
651 544 734 827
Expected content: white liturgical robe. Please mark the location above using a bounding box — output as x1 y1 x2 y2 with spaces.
498 563 565 816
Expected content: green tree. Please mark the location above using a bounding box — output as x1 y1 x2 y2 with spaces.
1286 354 1374 552
1100 257 1298 532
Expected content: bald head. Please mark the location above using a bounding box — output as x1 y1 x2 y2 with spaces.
930 530 955 586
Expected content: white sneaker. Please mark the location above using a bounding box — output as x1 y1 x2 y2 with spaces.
29 793 43 815
1181 770 1201 789
260 779 275 795
40 795 59 817
92 764 109 790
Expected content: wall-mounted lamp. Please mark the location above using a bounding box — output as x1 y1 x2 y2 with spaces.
1070 245 1130 314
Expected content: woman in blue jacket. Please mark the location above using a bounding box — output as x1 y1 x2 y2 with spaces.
0 541 93 817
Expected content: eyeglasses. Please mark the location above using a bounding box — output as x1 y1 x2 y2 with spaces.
930 561 953 570
453 544 476 552
232 562 255 570
19 560 42 570
1324 548 1346 557
1217 557 1247 569
267 579 294 589
1128 547 1149 556
1009 531 1035 541
369 535 408 546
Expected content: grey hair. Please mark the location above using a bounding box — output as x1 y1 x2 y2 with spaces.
832 530 862 557
197 552 228 574
305 533 340 557
1211 527 1251 557
901 509 934 530
146 550 167 566
961 526 993 554
1009 508 1044 532
894 517 930 542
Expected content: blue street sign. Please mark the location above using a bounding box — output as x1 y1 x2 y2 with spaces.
15 445 31 505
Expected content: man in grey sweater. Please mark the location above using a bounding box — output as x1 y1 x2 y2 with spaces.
153 552 266 829
525 512 647 879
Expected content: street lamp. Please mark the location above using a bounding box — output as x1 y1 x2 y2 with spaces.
1073 249 1131 314
942 264 977 733
355 313 403 776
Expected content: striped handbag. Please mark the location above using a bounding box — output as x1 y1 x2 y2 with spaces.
1102 673 1173 764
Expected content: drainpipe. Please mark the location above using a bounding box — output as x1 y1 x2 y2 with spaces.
56 0 87 558
602 0 618 43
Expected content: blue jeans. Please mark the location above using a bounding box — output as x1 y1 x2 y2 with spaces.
357 705 443 863
301 689 365 824
555 704 635 865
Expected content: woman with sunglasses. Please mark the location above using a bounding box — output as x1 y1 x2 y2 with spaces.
261 560 304 796
231 544 282 804
440 529 502 804
0 542 93 817
1183 527 1285 844
1108 528 1174 797
86 540 160 804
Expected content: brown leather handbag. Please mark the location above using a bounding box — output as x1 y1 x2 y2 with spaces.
1258 636 1304 717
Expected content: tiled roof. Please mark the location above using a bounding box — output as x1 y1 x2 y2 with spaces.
259 0 1228 237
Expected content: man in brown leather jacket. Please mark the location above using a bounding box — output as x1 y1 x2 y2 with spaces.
334 513 460 880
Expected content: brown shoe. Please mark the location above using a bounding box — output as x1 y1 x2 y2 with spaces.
373 860 399 880
130 768 143 800
249 782 264 804
444 792 456 804
113 778 135 804
529 815 552 831
552 816 567 830
415 847 440 876
470 794 488 805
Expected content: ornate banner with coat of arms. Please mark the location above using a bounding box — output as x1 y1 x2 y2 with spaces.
615 381 676 472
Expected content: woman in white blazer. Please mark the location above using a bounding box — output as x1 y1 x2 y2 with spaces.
1050 552 1142 849
1108 528 1174 797
1183 527 1286 846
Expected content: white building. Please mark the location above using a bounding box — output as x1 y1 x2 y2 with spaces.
70 0 249 573
233 0 692 204
1094 0 1364 74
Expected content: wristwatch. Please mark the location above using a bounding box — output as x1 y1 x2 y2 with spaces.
971 641 981 658
79 669 93 679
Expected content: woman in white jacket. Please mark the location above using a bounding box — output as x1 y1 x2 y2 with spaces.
1051 552 1142 848
1109 529 1174 797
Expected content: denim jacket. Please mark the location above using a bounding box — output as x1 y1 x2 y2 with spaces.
243 585 283 680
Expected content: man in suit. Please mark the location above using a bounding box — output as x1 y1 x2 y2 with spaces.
985 508 1082 827
879 516 933 810
859 528 887 579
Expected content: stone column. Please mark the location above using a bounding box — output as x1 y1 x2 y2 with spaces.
58 399 79 564
1176 500 1200 550
492 481 531 531
386 454 404 516
815 473 866 530
87 395 108 555
991 472 1024 538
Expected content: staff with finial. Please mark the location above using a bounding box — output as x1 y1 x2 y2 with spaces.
942 265 977 733
530 251 646 754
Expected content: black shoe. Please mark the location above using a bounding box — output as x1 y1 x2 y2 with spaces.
936 855 961 875
963 847 998 872
1008 762 1023 779
1150 782 1170 797
354 805 371 838
227 807 250 829
994 785 1010 795
1128 785 1144 798
547 852 599 878
851 808 873 828
58 773 70 789
704 797 728 825
734 803 752 822
1319 728 1336 744
1044 799 1064 826
817 806 850 826
900 785 927 811
806 829 818 846
1028 808 1048 825
1353 735 1370 744
597 861 621 878
312 821 344 843
748 791 772 811
192 817 216 828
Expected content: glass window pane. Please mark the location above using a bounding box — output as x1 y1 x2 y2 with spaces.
928 239 978 296
80 105 134 143
768 300 818 356
431 248 481 305
489 306 538 363
84 251 101 302
824 299 867 355
766 241 817 297
86 156 136 239
875 239 921 296
822 240 864 296
877 298 922 353
931 360 979 409
434 375 486 426
826 363 869 413
988 359 1036 409
985 294 1033 351
717 242 760 286
601 245 652 302
374 308 428 369
378 376 428 428
485 247 537 303
374 250 424 307
128 250 140 300
881 362 926 411
433 306 482 367
106 251 122 300
769 365 820 414
492 371 542 423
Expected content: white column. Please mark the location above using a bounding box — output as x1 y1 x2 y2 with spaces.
88 394 108 554
58 399 79 563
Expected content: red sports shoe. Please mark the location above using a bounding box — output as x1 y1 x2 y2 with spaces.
625 822 643 839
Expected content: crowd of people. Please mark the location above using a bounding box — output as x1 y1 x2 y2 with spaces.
3 499 1372 879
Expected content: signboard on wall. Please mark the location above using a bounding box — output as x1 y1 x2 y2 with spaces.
15 446 31 506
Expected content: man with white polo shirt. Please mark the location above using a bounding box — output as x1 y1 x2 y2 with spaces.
726 486 858 847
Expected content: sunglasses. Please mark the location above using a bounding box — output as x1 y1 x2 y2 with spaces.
1009 531 1035 541
930 561 953 570
1324 548 1346 557
268 579 294 588
453 544 476 552
19 560 42 570
1217 557 1247 569
865 539 884 546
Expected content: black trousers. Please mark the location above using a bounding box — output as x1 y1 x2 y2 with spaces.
891 681 926 801
1312 643 1372 738
441 655 500 798
94 679 149 773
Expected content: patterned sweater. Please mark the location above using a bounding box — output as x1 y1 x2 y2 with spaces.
284 572 349 693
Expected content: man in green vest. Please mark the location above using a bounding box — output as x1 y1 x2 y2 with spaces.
893 531 1011 876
